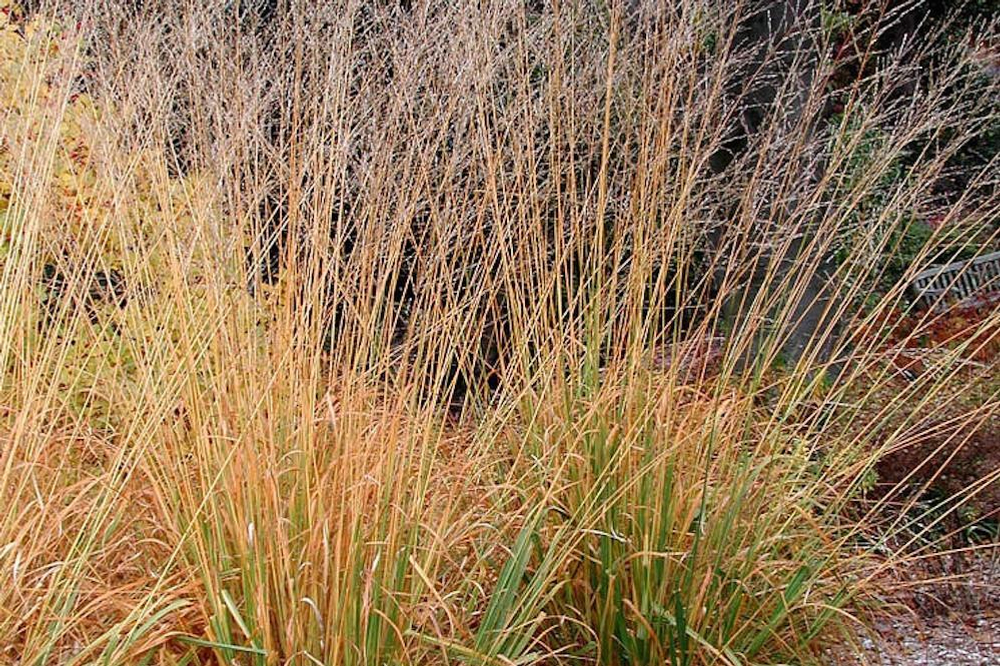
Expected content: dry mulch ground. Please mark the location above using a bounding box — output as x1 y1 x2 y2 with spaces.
829 299 1000 665
825 550 999 665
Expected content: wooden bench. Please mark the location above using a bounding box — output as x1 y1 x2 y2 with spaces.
911 250 1000 311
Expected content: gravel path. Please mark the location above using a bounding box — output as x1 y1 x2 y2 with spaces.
845 613 1000 665
826 549 999 665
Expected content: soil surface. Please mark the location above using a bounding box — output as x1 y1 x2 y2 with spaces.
828 301 1000 665
854 612 1000 665
823 550 999 665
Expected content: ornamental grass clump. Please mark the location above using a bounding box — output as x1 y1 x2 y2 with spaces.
0 1 997 664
